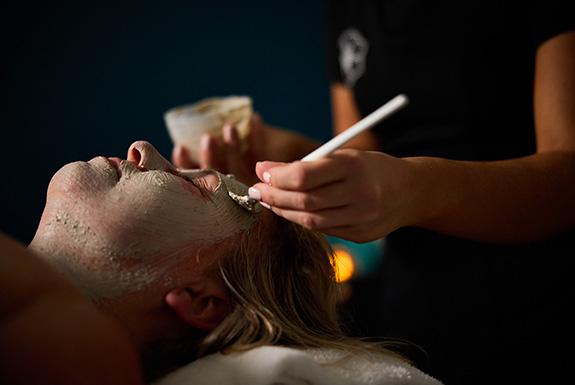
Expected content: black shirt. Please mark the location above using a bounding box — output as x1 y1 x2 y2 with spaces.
326 1 574 384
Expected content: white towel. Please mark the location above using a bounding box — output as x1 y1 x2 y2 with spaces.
153 346 443 385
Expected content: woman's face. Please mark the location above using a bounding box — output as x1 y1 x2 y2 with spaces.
30 141 256 298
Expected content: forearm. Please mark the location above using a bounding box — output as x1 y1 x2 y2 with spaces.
408 151 575 243
264 125 378 162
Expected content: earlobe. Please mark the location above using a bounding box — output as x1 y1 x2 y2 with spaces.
164 287 230 331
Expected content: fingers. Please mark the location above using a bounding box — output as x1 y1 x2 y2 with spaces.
222 124 245 172
198 134 225 171
249 180 352 212
248 182 385 242
268 204 365 231
193 124 258 184
172 145 198 169
222 124 258 184
255 161 288 183
264 202 384 242
255 158 347 191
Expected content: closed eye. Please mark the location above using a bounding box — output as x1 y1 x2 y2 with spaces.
164 169 213 200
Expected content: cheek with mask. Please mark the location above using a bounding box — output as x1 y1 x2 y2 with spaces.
30 142 258 300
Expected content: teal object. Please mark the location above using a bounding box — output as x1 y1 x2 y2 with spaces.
326 236 384 278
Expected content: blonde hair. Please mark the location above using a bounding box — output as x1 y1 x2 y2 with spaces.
197 213 403 359
143 213 406 381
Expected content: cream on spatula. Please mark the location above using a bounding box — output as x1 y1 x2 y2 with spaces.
233 94 409 212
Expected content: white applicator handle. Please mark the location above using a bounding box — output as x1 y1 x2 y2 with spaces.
301 94 409 162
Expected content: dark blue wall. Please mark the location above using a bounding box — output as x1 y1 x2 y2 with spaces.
1 1 332 243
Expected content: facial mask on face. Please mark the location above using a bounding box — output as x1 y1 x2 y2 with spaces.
178 169 262 213
31 159 262 300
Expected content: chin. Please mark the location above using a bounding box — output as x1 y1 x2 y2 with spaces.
48 159 116 199
47 162 89 194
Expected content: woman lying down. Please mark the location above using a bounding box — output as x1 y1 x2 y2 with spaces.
25 140 442 385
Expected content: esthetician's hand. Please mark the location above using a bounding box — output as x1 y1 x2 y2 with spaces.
172 114 267 185
172 113 319 185
248 149 421 243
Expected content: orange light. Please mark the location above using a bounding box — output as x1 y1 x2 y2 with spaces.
333 246 355 283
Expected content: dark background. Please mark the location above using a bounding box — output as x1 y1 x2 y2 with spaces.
0 1 383 340
1 1 333 244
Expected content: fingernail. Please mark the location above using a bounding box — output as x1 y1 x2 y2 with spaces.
248 187 261 201
200 134 210 150
260 201 271 210
263 171 271 184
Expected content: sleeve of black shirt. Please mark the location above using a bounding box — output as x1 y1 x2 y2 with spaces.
325 0 346 84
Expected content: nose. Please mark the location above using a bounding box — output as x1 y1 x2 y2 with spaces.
127 141 176 172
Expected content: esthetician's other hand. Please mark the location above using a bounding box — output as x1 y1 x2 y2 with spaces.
172 114 267 185
249 149 423 243
172 114 319 185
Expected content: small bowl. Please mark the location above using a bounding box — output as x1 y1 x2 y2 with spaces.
164 95 252 164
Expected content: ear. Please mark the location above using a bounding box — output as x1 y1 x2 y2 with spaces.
164 281 230 331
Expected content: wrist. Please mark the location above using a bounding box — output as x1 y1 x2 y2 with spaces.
402 156 452 230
